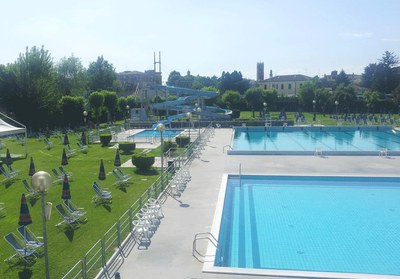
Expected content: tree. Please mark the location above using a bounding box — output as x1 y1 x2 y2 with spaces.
101 90 118 123
336 70 350 85
315 88 332 115
244 87 264 117
6 46 59 129
219 71 250 94
60 96 85 127
56 55 88 96
297 81 317 111
89 91 104 125
222 90 242 109
362 51 400 95
87 56 116 91
363 90 380 113
332 84 356 113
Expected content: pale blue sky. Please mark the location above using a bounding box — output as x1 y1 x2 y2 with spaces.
1 0 399 80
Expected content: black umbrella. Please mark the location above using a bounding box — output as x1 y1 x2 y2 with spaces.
61 148 68 166
28 156 36 177
114 149 121 167
98 159 106 180
18 194 32 252
63 133 70 145
61 175 71 204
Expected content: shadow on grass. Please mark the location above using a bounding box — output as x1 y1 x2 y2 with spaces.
63 227 75 242
102 204 112 212
134 169 158 175
28 197 39 207
18 268 33 279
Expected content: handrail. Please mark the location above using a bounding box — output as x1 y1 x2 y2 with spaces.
192 232 222 264
222 145 232 153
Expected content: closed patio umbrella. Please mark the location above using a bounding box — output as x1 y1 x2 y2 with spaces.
5 148 12 166
61 148 68 166
114 149 121 167
98 159 106 180
18 194 32 252
28 156 36 177
61 175 71 204
63 133 70 145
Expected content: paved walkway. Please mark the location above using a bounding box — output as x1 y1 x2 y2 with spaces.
117 128 400 279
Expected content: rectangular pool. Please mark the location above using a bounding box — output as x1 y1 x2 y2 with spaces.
229 126 400 155
127 129 184 140
205 174 400 278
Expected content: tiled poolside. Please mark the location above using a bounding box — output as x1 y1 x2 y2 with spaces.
116 128 400 279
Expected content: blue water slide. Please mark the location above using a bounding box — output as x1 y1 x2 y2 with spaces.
150 85 218 98
152 113 188 130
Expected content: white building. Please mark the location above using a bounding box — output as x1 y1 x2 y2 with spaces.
259 74 312 96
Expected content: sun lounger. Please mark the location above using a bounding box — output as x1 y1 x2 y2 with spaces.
17 226 44 249
63 200 87 222
4 232 37 264
92 182 112 204
55 204 80 229
76 142 88 153
22 179 41 199
0 202 6 217
58 166 73 181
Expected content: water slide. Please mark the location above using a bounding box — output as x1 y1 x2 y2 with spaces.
150 85 232 121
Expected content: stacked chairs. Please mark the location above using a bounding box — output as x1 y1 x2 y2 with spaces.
132 198 163 249
166 166 191 197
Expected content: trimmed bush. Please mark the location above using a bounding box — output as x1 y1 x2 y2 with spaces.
175 136 190 147
100 134 112 147
119 142 136 154
131 154 155 170
232 109 240 119
163 140 178 152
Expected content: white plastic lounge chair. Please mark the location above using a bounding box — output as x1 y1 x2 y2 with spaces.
4 232 37 264
17 226 44 249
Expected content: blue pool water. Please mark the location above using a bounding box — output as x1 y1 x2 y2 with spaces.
128 129 183 139
215 175 400 276
230 126 400 155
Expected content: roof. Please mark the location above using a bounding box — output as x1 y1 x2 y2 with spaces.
0 114 25 137
263 74 312 82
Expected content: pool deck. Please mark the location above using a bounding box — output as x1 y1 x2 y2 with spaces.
116 128 400 279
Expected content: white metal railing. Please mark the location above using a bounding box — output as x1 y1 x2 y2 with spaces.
62 123 214 279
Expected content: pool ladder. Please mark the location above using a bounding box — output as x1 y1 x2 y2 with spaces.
192 232 222 264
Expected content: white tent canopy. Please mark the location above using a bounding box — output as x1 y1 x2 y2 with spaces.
0 118 25 137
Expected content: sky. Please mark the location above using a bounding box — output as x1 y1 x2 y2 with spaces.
1 0 400 81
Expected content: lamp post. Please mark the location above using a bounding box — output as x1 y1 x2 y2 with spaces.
335 100 339 125
31 171 52 279
312 99 316 122
83 110 88 131
263 102 267 121
186 112 192 141
156 123 165 190
196 107 202 137
126 105 130 129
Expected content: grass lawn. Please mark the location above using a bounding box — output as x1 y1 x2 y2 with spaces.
0 132 159 278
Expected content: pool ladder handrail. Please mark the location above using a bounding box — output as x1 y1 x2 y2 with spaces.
223 145 232 153
192 232 222 264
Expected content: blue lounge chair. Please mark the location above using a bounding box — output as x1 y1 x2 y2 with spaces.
4 232 36 264
17 226 44 249
55 204 80 229
92 182 112 204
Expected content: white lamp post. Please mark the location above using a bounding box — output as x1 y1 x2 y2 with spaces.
83 110 88 128
335 100 339 125
196 107 202 137
126 105 130 129
312 99 316 122
156 123 165 190
263 102 267 120
186 112 192 141
31 171 53 279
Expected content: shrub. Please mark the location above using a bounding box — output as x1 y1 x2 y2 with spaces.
119 142 136 154
175 136 190 147
232 109 240 119
131 154 155 170
163 140 178 152
100 134 112 147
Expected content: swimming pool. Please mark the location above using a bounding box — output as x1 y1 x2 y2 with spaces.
127 129 183 140
229 126 400 155
205 174 400 278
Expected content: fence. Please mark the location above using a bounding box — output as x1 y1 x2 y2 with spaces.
62 124 214 279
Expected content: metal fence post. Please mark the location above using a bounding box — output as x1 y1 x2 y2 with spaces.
117 220 121 247
82 255 87 279
101 239 107 267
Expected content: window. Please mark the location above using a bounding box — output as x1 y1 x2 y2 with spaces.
288 83 292 90
281 84 284 90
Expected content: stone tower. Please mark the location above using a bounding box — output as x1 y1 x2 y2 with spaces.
257 62 264 81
